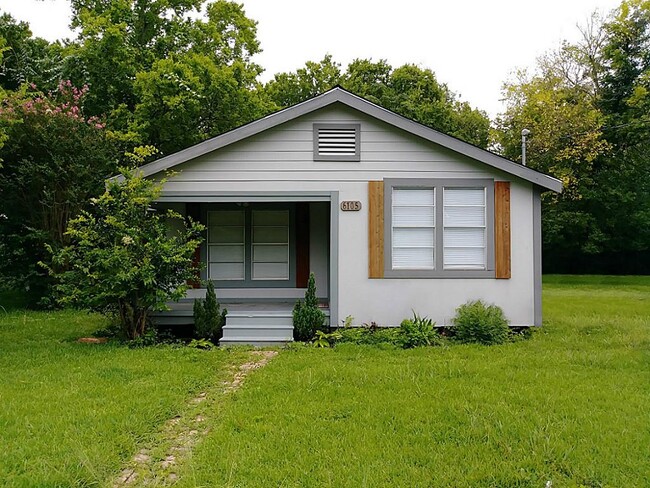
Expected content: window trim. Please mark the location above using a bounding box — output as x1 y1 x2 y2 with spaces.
383 178 495 279
313 123 361 161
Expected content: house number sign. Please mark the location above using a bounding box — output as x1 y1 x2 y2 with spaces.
340 201 362 211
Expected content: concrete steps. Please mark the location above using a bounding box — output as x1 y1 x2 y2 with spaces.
220 310 294 346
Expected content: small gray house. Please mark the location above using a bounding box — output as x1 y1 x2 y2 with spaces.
141 87 562 345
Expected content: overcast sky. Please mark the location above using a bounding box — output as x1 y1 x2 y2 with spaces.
0 0 622 118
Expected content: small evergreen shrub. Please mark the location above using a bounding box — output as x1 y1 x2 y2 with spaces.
193 281 227 342
453 300 510 345
399 312 441 348
293 273 326 341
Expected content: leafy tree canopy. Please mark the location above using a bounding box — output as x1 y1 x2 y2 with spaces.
264 55 491 148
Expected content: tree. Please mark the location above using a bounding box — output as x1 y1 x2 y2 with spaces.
0 81 119 303
264 57 491 147
264 54 342 108
496 1 650 272
64 0 266 152
132 52 268 154
48 171 204 339
0 13 63 92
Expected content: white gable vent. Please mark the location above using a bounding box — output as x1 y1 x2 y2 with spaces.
313 123 360 161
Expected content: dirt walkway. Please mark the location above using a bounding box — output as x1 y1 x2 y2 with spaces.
112 350 278 487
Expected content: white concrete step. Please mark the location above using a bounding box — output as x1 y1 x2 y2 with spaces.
220 309 294 346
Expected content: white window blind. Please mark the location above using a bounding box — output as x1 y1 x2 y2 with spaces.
208 210 245 280
392 188 435 269
252 210 289 280
443 188 486 270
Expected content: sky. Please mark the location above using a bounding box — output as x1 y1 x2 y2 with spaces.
0 0 623 118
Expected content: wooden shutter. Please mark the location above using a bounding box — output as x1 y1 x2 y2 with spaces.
494 182 511 279
368 181 384 278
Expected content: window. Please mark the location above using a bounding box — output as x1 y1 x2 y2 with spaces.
313 123 360 161
252 210 289 280
208 210 245 280
384 179 494 278
391 188 435 269
207 206 294 286
443 188 487 270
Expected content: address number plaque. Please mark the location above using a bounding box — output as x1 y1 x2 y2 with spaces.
340 201 362 212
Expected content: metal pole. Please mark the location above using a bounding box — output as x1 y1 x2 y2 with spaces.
521 128 530 166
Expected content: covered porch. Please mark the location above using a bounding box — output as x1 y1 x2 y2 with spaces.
153 191 339 345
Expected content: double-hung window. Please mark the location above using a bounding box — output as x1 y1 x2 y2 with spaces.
385 179 494 278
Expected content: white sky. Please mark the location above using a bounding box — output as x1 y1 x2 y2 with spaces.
0 0 622 118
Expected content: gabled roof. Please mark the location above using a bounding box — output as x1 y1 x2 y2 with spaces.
129 87 563 193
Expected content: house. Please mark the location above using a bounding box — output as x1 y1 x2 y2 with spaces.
142 87 562 345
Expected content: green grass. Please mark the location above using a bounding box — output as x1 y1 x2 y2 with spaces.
1 276 649 487
171 276 650 487
0 310 248 487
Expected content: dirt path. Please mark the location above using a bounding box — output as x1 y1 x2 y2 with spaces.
112 350 278 487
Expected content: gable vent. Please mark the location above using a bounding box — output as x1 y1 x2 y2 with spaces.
313 123 360 161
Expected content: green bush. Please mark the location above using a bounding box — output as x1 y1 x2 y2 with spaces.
453 300 510 345
46 170 204 339
293 273 326 341
193 281 227 342
399 312 441 348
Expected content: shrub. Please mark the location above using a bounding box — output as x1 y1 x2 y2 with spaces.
293 273 326 341
193 281 227 342
399 312 441 348
337 326 402 346
453 300 510 345
46 170 204 339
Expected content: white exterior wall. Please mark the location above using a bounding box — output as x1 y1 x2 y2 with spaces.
159 104 537 326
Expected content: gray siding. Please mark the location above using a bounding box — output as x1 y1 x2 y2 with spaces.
158 105 501 194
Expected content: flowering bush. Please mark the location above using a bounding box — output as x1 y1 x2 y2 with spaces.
0 81 118 303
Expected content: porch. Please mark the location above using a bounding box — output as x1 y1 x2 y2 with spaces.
152 192 340 345
154 301 330 346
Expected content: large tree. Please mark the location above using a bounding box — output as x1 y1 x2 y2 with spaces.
264 56 491 148
497 1 650 272
0 13 63 92
64 0 267 153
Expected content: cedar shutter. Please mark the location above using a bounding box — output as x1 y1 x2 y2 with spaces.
368 181 384 278
494 181 511 279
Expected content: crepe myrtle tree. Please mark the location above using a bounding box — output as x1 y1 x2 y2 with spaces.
46 170 204 339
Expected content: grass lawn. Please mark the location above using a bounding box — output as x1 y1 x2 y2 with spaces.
172 275 650 487
0 310 249 487
1 276 648 487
